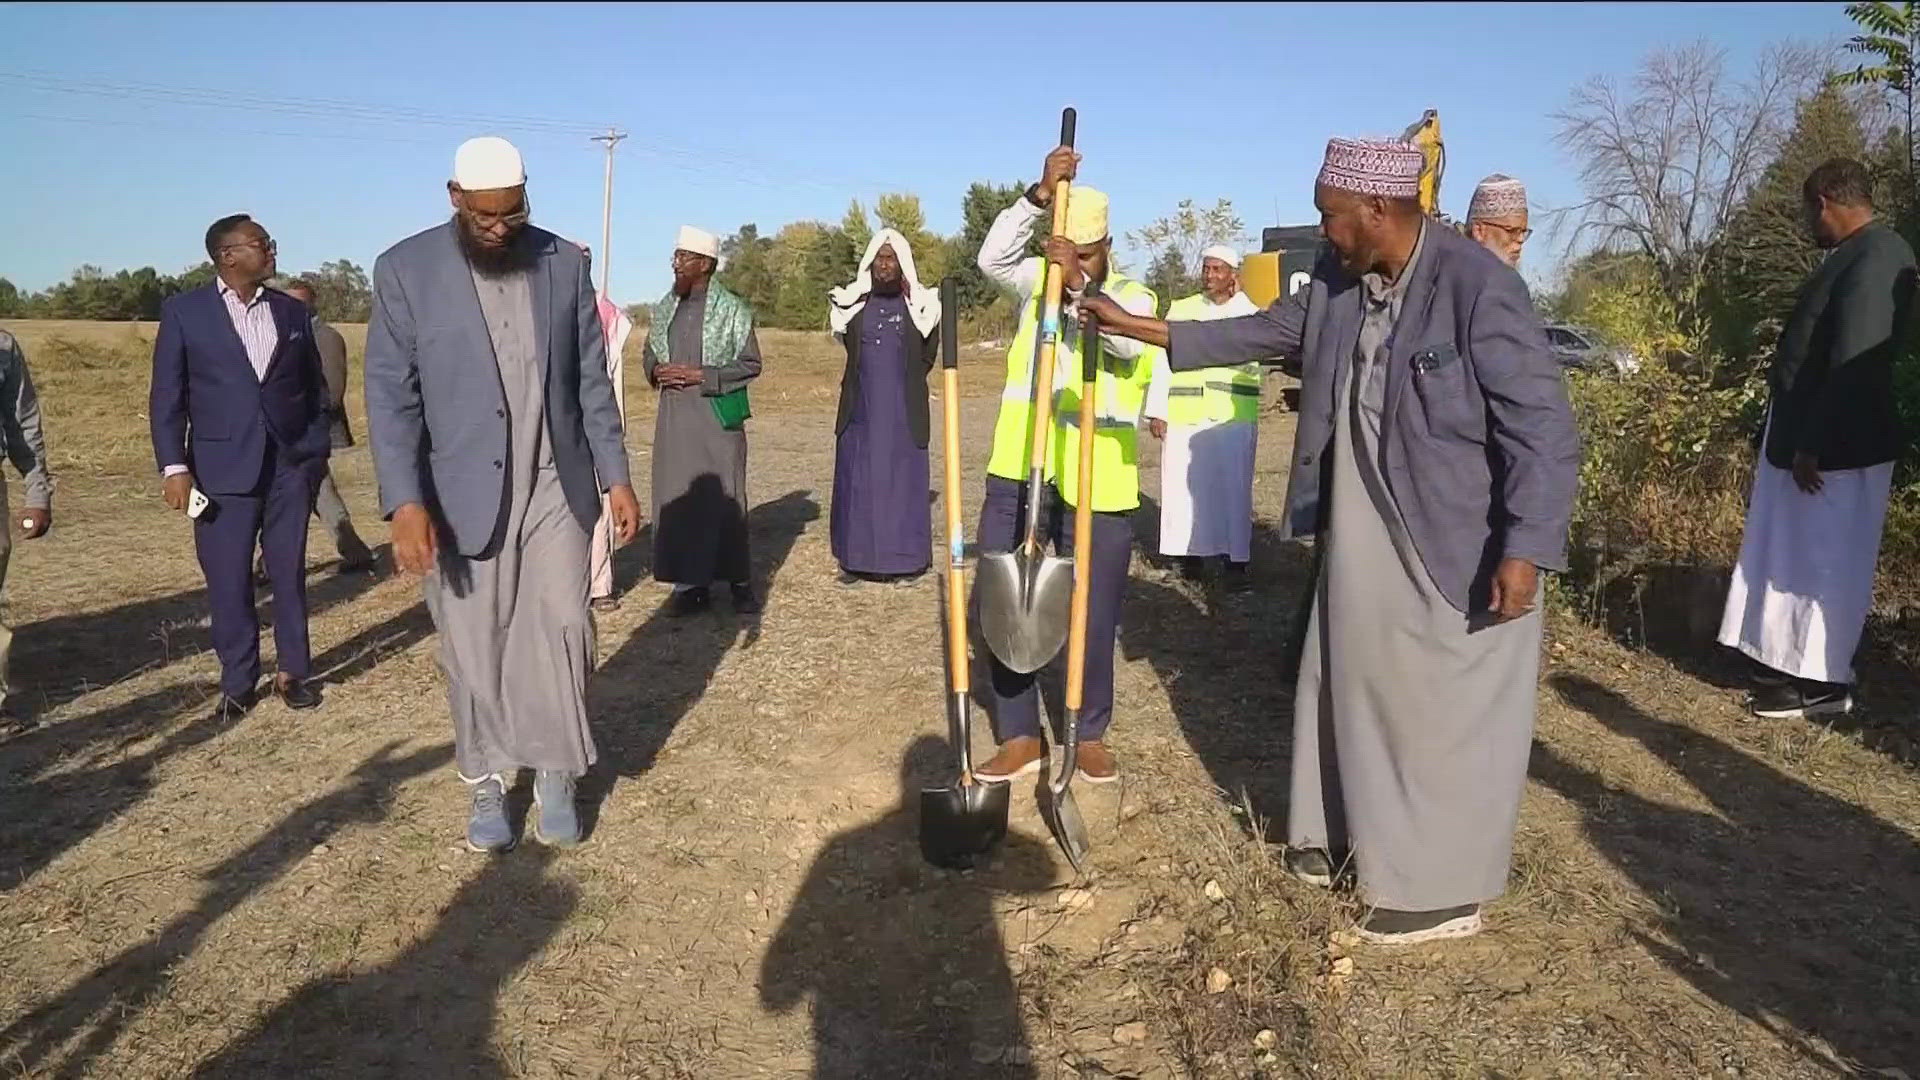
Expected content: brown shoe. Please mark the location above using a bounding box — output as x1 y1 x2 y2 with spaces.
1075 740 1119 784
974 736 1044 782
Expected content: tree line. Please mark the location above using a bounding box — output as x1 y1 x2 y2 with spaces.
0 259 374 324
0 184 1249 334
708 188 1248 334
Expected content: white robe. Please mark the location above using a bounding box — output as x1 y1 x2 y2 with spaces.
1144 291 1261 561
1718 436 1894 684
588 295 633 599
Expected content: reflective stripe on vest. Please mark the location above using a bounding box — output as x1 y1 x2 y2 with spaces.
1165 365 1262 426
1051 278 1161 513
1163 294 1262 426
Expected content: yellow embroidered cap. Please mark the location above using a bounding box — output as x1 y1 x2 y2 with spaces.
1063 187 1110 245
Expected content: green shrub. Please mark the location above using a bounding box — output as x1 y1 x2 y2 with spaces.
1566 363 1766 571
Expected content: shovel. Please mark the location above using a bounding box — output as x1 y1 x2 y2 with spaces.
977 106 1079 675
1039 296 1102 876
921 277 1011 870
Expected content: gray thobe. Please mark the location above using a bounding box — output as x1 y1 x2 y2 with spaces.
1292 225 1543 911
642 292 763 586
426 268 596 781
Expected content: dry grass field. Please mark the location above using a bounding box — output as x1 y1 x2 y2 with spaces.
0 318 1916 1077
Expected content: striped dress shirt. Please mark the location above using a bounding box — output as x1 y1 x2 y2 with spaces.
219 278 279 381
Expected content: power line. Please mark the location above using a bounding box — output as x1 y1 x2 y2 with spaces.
0 69 911 194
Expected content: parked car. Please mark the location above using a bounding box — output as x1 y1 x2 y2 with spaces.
1545 324 1640 375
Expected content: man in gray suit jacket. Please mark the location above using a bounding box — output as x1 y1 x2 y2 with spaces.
366 137 640 854
1083 136 1579 946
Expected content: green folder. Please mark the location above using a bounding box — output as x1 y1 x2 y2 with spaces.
709 386 752 431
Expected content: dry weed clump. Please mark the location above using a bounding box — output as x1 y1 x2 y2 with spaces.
1122 804 1367 1078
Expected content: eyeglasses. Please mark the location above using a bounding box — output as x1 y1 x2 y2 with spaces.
671 251 714 268
1486 222 1534 242
221 236 277 253
460 200 531 231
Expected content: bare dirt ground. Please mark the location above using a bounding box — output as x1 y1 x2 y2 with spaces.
0 319 1916 1078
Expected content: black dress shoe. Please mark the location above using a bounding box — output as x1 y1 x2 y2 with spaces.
275 678 322 711
666 587 710 617
730 583 762 615
213 690 260 721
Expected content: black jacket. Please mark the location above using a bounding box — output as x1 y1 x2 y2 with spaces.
1765 221 1918 470
834 302 938 448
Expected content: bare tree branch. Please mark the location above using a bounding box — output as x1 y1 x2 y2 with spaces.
1551 40 1830 326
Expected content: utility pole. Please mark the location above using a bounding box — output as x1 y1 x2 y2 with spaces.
590 128 627 297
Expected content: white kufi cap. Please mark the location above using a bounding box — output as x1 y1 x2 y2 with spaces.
1200 244 1242 269
453 136 526 191
676 225 720 259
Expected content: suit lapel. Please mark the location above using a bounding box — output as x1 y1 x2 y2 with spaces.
1323 278 1364 408
1382 226 1443 426
434 223 497 370
260 291 296 380
531 232 555 379
201 285 256 375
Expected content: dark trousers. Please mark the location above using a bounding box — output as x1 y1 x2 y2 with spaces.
975 475 1131 742
196 447 322 697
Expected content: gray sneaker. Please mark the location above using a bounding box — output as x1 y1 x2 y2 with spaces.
465 775 515 853
531 770 581 848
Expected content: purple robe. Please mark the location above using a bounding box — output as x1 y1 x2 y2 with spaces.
830 295 931 575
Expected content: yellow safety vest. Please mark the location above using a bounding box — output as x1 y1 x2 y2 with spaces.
985 260 1160 513
1163 294 1263 427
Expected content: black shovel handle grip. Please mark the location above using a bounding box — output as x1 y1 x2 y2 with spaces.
1060 107 1076 148
941 277 958 370
1081 281 1101 381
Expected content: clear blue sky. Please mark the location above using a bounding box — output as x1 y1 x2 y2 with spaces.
0 1 1854 302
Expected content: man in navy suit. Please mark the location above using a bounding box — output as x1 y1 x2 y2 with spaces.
150 214 332 719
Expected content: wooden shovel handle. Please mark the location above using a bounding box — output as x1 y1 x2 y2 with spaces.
1064 326 1099 709
1020 108 1078 504
940 278 968 691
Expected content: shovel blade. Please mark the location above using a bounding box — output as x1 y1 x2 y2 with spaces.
1038 781 1090 874
918 781 1011 870
975 551 1073 673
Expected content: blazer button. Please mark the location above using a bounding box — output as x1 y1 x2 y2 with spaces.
1301 453 1315 466
493 460 503 469
496 409 506 418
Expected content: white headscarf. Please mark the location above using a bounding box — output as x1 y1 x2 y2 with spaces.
1199 243 1242 269
829 228 940 339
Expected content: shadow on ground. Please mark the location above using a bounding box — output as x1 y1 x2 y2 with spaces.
760 735 1056 1078
12 545 396 715
1569 555 1920 768
1120 493 1316 840
191 844 572 1078
0 683 219 893
0 581 437 896
580 489 819 831
0 741 452 1077
1532 672 1920 1071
